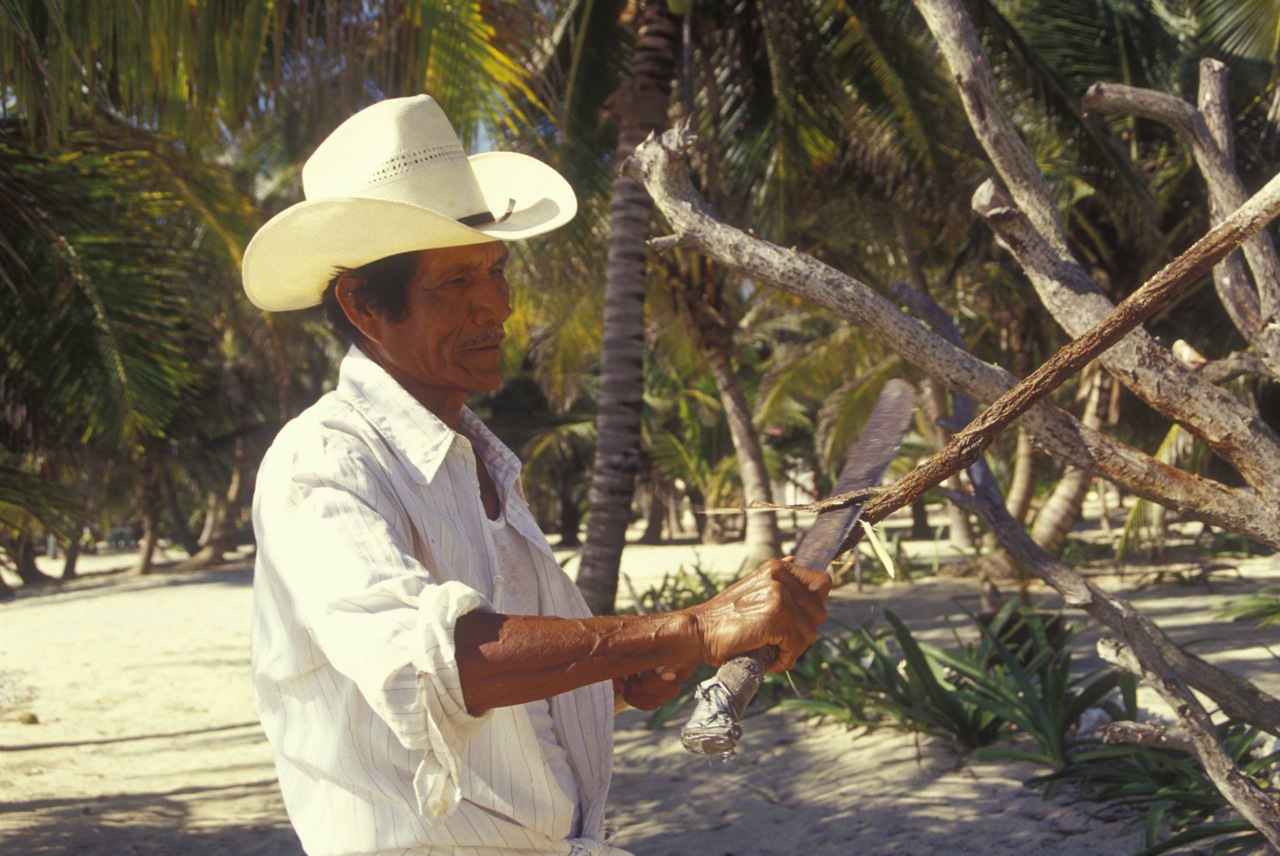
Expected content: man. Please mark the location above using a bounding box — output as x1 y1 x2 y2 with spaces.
243 95 829 856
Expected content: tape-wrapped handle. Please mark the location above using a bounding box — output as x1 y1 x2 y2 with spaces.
679 644 778 755
678 379 916 757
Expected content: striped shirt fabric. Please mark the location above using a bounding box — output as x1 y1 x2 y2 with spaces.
251 346 618 855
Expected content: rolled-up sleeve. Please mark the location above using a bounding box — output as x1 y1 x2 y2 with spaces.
255 425 494 820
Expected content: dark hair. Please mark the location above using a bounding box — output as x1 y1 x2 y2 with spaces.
320 250 423 344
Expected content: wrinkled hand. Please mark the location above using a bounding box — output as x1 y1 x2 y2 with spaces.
687 557 830 672
613 661 698 712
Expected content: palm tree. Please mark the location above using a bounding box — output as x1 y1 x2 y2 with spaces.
0 1 564 581
575 0 684 615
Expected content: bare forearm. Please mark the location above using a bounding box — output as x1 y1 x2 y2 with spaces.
454 610 701 714
453 556 831 715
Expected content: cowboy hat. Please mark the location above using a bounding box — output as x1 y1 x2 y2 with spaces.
241 95 578 312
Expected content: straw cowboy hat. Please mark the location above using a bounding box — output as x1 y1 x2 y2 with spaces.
241 95 578 312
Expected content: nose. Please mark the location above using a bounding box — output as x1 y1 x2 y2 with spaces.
472 275 510 325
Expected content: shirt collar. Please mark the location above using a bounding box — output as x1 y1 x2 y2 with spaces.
336 345 522 495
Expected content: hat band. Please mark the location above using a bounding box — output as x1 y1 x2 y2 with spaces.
457 199 517 229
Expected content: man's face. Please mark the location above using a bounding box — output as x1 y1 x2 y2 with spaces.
369 241 511 415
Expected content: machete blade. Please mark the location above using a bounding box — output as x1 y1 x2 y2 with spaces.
679 378 916 756
793 377 917 572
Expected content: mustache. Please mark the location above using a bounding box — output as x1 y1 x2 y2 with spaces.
461 328 504 349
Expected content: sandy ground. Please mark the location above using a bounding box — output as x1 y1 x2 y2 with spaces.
2 522 1280 855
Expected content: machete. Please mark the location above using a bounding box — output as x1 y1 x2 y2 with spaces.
680 378 916 756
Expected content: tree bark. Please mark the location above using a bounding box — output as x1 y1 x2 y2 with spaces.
2 534 56 586
557 469 583 548
60 535 80 579
578 0 681 615
186 433 248 566
1030 365 1111 553
948 481 1280 849
918 0 1280 495
131 454 163 576
627 124 1280 547
682 281 782 566
161 466 201 557
1004 428 1036 524
895 215 976 551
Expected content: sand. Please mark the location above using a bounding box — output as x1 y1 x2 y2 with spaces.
2 535 1278 855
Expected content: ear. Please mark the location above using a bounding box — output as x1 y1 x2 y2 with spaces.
335 274 387 345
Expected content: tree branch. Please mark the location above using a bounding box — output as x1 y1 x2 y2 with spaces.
625 124 1280 548
917 0 1280 495
1084 62 1280 373
943 486 1280 848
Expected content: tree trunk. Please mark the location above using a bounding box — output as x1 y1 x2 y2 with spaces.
187 433 249 566
1003 312 1040 525
1031 365 1110 553
162 467 201 557
919 378 976 550
3 534 56 586
639 484 666 545
685 280 782 567
132 455 163 575
706 342 781 564
910 500 931 539
897 218 975 550
1004 427 1036 523
196 490 218 547
61 535 80 579
557 470 582 548
577 0 681 616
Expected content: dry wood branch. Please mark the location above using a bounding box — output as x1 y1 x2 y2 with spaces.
626 125 1280 547
913 0 1066 255
626 143 1280 856
860 168 1280 527
1086 61 1280 367
1098 720 1196 754
971 179 1280 491
920 0 1280 494
944 487 1280 847
1198 61 1268 339
1200 351 1268 386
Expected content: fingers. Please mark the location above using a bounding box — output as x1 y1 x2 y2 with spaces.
620 662 696 711
689 556 831 670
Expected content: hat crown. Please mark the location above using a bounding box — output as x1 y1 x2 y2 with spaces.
301 95 490 221
242 94 577 312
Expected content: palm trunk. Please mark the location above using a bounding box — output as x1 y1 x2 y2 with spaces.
1004 312 1040 524
61 536 80 579
897 218 974 550
577 0 681 616
132 455 163 575
1004 427 1036 523
188 433 248 566
639 482 667 545
162 467 201 556
701 321 781 567
557 469 583 547
1030 366 1110 553
2 534 56 586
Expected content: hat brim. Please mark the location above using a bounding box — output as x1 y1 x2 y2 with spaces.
242 152 577 312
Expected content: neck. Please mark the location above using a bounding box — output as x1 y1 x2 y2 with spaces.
357 342 466 430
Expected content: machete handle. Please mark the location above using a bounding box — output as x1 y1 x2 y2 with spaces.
679 644 779 755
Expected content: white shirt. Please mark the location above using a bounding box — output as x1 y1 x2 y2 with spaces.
251 346 615 856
